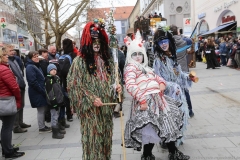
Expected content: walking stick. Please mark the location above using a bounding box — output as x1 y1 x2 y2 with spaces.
105 7 126 160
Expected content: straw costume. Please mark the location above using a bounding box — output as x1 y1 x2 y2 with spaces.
124 31 190 160
67 20 121 160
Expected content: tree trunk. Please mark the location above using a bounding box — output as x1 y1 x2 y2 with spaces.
55 34 63 51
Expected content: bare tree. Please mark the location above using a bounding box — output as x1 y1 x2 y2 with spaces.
12 0 96 49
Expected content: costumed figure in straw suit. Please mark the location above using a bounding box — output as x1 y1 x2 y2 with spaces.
152 27 198 147
67 19 122 160
124 30 190 160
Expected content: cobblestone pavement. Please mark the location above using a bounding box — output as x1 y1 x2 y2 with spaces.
1 62 240 160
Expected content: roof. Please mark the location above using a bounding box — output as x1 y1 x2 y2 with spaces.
87 6 134 21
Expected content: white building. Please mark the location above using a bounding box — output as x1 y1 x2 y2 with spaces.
192 0 239 37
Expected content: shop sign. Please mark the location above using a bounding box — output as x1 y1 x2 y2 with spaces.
214 0 238 12
183 18 192 36
18 36 23 42
0 17 7 29
237 27 240 32
198 13 206 19
222 15 236 23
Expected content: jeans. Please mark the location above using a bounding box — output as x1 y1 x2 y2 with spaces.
37 107 46 129
220 55 227 65
50 108 59 127
14 89 25 129
0 114 16 155
184 89 193 112
58 106 65 120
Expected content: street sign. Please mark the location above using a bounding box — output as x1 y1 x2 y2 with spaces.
0 17 7 29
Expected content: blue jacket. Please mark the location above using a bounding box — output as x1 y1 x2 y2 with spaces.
219 42 228 55
26 59 47 108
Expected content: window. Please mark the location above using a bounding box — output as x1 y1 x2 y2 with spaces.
170 15 176 25
121 21 125 27
184 14 190 18
122 27 126 34
176 6 183 13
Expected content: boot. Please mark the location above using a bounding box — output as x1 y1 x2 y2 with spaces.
58 123 66 134
58 127 66 134
60 118 70 128
175 149 190 160
52 126 64 139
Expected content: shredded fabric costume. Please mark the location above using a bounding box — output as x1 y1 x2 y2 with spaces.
123 31 184 152
67 56 117 160
124 63 183 150
153 55 191 146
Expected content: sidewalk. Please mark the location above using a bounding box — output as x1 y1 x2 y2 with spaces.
1 62 240 160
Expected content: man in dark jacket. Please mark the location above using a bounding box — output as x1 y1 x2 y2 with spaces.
38 48 49 77
6 45 31 133
48 45 59 60
59 39 76 124
170 25 194 118
38 48 51 123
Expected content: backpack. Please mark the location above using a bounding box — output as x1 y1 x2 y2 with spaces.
45 76 64 107
58 54 72 76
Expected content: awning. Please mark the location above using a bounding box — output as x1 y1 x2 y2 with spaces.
200 22 236 36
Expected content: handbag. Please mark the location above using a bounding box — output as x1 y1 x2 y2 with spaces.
0 96 17 116
227 58 232 67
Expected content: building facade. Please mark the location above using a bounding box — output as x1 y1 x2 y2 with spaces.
192 0 239 37
87 6 134 47
0 0 42 55
129 0 141 28
140 0 191 30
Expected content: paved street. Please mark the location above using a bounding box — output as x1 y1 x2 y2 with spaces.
1 62 240 160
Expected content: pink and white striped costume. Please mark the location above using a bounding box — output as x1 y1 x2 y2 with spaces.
124 63 165 104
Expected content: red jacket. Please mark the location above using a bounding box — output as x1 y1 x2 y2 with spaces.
0 63 21 109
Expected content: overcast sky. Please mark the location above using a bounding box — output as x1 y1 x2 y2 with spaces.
99 0 137 7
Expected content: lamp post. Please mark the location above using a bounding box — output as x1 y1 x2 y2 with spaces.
75 21 82 48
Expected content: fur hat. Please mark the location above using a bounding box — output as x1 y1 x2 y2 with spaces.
47 64 57 74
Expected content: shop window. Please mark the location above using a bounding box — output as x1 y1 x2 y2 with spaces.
170 15 176 25
184 14 190 18
122 27 126 34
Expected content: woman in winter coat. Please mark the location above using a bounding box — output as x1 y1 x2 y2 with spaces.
25 51 51 133
204 37 220 69
0 47 25 159
219 38 228 66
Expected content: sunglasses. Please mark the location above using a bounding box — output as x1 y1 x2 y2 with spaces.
132 52 143 57
158 39 169 46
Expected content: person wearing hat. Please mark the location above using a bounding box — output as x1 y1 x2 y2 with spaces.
45 64 65 139
67 20 122 160
123 30 190 160
153 27 197 149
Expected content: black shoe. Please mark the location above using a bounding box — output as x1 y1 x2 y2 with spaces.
2 146 19 157
39 126 52 133
141 154 151 160
168 153 175 160
67 115 73 122
60 119 70 128
13 127 27 133
52 127 64 139
150 154 155 160
5 151 25 159
20 123 31 128
206 68 209 69
175 149 190 160
114 112 124 118
189 111 194 118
